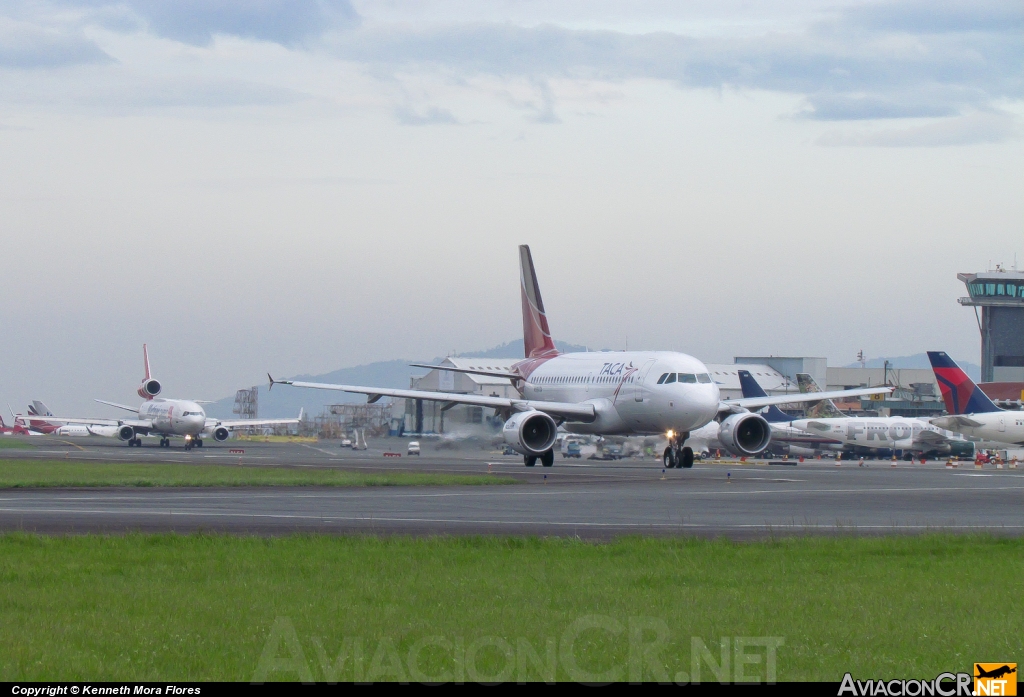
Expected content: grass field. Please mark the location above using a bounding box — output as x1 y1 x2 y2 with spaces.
0 534 1019 682
0 459 518 488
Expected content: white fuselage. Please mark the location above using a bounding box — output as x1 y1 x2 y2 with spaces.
520 351 720 436
138 399 208 437
791 416 972 453
933 412 1024 447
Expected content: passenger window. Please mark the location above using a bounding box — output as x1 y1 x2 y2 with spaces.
680 373 697 383
697 374 712 383
665 373 676 384
657 373 668 384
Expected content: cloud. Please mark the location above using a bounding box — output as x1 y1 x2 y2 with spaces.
816 110 1022 147
324 0 1022 124
119 0 359 46
0 16 112 67
394 105 459 125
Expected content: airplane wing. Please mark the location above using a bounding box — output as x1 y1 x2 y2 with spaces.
721 386 892 412
206 417 302 429
28 416 153 429
270 377 597 422
94 399 139 413
930 415 984 430
913 429 950 445
409 364 518 380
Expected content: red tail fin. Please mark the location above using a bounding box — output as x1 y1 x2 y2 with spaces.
519 245 558 359
143 344 151 380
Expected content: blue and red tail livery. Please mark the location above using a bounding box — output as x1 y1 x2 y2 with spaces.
927 351 1000 415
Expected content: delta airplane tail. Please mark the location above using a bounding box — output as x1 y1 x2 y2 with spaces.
737 371 792 422
927 351 1000 415
520 245 558 359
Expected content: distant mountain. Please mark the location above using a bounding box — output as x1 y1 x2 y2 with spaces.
206 339 592 419
843 353 981 381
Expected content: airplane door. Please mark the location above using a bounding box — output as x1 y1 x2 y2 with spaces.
999 415 1005 432
635 359 657 402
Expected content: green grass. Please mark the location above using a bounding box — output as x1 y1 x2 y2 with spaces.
0 459 518 488
0 534 1019 681
0 438 33 449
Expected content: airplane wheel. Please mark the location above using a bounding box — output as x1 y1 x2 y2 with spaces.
663 447 676 469
196 439 203 448
524 456 537 467
681 447 694 469
541 449 554 467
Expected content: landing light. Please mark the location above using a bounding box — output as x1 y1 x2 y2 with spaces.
666 430 674 439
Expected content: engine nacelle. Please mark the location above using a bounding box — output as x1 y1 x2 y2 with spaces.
502 410 558 456
116 424 135 441
212 426 230 442
138 378 162 399
718 413 772 456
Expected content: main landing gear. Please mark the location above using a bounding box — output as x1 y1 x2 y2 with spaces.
663 432 694 469
159 438 171 448
127 438 142 447
524 449 555 467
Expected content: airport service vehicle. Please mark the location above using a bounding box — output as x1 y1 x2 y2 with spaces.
563 440 582 458
407 441 421 456
928 351 1024 447
271 246 889 468
36 345 301 450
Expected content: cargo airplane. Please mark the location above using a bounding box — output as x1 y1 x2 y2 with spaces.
928 351 1024 446
271 246 890 468
36 346 301 449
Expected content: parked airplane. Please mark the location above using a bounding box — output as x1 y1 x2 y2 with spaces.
271 245 890 468
35 345 301 449
736 371 844 456
928 351 1024 447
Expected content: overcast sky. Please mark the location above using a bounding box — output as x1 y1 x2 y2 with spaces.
1 0 1021 414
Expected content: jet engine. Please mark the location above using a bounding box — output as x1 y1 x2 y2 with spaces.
718 413 772 456
116 425 135 441
502 410 558 456
137 378 162 399
212 427 230 442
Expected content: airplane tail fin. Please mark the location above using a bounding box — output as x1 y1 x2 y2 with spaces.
519 245 558 359
927 351 1000 414
737 370 791 422
30 401 53 417
143 343 152 380
796 373 846 418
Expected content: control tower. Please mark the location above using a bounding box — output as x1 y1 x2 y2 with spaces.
958 267 1024 382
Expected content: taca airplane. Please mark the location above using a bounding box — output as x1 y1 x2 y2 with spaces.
271 246 889 468
37 345 301 449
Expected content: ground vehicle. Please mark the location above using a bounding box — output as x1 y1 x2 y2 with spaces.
340 439 352 448
563 440 582 458
408 441 421 456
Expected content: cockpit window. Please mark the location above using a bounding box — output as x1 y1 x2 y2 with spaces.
679 373 697 383
656 373 669 384
664 373 677 384
697 373 712 384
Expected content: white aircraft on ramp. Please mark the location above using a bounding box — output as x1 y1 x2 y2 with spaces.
37 345 301 450
271 246 890 468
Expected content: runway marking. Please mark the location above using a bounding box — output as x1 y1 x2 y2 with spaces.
302 445 338 456
0 506 1021 531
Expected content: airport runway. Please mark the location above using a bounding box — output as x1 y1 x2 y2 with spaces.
1 438 1022 538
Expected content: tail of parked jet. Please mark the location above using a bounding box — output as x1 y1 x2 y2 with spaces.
28 401 53 417
796 373 846 418
519 245 558 359
927 351 1000 415
737 370 793 423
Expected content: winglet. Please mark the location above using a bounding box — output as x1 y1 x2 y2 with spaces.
268 374 293 391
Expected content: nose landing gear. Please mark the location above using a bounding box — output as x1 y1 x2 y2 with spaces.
663 432 693 469
524 449 555 467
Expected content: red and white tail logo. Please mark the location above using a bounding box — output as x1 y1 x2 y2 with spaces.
519 245 558 359
143 343 152 380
